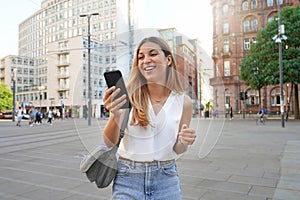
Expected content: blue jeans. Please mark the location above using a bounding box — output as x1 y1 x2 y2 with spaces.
112 158 182 200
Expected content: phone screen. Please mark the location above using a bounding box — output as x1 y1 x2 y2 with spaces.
104 70 131 109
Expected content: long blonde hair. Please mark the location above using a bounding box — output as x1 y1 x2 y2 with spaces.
126 37 184 127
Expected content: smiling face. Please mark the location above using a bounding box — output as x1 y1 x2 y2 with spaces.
137 41 172 84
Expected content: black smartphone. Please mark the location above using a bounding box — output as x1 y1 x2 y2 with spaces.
104 70 131 109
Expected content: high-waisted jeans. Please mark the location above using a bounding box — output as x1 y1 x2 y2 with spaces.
112 158 182 200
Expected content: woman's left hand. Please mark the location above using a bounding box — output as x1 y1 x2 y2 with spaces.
178 124 196 145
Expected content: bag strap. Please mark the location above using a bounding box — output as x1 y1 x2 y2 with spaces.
116 108 131 147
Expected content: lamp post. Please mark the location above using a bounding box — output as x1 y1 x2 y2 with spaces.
12 68 17 122
273 1 287 128
39 85 45 111
80 13 99 126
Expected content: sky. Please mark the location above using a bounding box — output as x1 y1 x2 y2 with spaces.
0 0 213 59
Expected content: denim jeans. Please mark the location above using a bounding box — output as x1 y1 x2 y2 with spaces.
112 159 182 200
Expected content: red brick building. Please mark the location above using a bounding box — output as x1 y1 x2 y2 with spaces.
210 0 300 116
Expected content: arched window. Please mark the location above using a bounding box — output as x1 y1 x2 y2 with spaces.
268 17 274 23
251 0 257 9
243 20 250 32
222 4 228 16
224 61 230 76
267 0 273 7
242 1 249 10
251 19 258 31
223 23 229 34
223 39 229 53
271 88 282 106
246 90 259 105
243 17 257 32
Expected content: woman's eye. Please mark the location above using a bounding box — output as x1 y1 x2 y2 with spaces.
150 53 157 57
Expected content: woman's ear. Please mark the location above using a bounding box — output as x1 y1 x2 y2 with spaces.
167 55 172 66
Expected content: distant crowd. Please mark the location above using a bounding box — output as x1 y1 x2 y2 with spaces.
15 106 70 127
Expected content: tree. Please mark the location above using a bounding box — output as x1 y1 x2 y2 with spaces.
240 6 300 118
0 83 12 111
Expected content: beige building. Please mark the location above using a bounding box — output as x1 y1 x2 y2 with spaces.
15 0 122 118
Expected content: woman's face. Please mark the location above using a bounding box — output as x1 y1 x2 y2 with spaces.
137 41 171 84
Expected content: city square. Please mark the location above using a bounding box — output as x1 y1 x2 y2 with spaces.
0 117 299 200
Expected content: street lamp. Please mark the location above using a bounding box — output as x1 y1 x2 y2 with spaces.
272 1 287 128
12 68 17 122
39 85 45 111
80 13 99 126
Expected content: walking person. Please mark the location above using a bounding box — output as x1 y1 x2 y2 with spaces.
47 108 53 125
230 106 234 120
103 37 196 199
16 106 23 127
35 108 42 124
29 106 36 127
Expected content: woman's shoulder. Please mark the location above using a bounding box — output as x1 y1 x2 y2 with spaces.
183 94 192 109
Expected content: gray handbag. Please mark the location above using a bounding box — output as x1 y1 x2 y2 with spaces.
80 109 130 188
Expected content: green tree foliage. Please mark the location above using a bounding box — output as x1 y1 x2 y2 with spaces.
0 83 13 111
241 6 300 87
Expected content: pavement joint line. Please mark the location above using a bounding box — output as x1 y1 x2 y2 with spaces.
0 191 32 200
1 166 85 182
0 157 78 171
8 150 82 163
0 176 101 198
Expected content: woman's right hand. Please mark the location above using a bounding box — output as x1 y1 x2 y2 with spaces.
103 86 127 116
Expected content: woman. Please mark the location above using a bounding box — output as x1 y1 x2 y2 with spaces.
103 37 196 199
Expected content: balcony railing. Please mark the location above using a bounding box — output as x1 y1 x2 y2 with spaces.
57 84 69 91
56 61 70 66
57 72 69 78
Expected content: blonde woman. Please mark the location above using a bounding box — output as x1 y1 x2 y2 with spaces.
103 37 196 199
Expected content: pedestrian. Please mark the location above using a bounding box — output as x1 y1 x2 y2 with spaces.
16 106 23 127
65 110 69 119
35 108 42 124
212 108 217 119
230 106 233 120
103 36 196 199
56 110 61 120
29 106 36 127
47 108 53 125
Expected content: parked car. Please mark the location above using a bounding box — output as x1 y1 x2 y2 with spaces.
0 111 13 119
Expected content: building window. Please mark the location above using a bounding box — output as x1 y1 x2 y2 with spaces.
251 19 258 31
224 61 230 76
246 90 259 105
251 0 257 9
223 23 229 34
267 0 273 7
224 89 231 108
271 88 282 106
278 0 283 5
242 1 249 10
243 20 250 32
223 39 229 53
244 38 250 50
268 17 274 23
222 4 228 16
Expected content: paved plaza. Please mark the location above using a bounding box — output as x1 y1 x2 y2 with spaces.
0 117 299 200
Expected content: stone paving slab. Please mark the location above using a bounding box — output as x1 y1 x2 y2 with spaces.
0 118 299 199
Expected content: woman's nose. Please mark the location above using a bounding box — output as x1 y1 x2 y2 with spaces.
143 54 151 63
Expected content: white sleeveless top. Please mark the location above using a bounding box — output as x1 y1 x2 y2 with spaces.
118 92 184 162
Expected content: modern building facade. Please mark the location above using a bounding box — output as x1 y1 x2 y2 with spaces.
15 0 124 118
0 0 214 118
210 0 300 116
